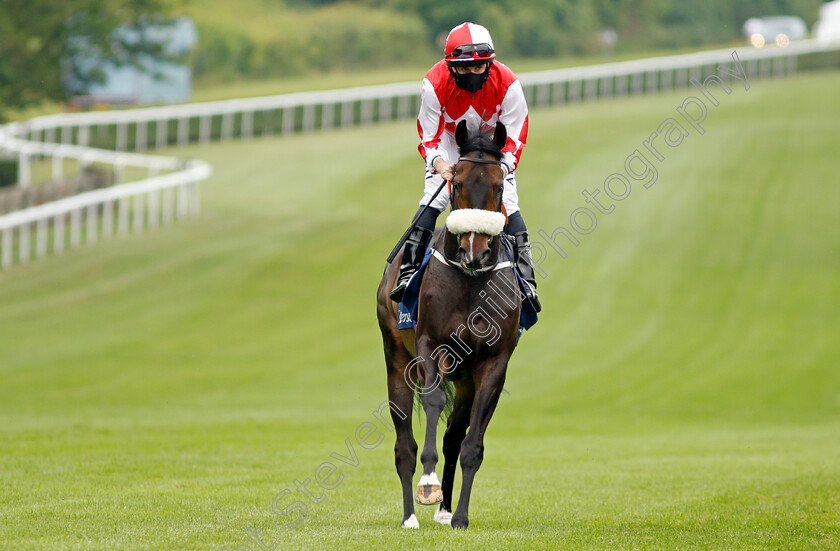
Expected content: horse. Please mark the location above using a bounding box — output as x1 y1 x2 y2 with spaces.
376 121 522 530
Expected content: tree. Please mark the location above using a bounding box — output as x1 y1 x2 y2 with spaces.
0 0 179 121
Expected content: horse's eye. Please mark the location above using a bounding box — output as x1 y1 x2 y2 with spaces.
497 185 503 195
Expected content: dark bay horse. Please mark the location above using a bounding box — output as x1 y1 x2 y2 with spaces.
376 121 522 529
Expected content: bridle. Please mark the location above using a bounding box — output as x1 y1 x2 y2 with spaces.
457 156 502 165
448 155 505 210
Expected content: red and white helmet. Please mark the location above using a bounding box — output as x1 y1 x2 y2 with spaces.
444 22 496 67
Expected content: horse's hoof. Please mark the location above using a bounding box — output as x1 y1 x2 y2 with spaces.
415 473 443 505
415 484 443 505
434 505 453 525
401 514 419 529
451 515 469 530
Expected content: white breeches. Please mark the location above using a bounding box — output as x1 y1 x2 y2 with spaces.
420 168 521 215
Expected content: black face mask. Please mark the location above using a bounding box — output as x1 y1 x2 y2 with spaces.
450 64 491 93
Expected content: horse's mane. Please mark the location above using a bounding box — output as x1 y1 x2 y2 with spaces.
459 131 503 160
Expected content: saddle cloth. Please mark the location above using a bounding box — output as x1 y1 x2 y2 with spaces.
397 242 538 338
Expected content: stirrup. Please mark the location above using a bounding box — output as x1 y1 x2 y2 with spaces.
390 276 413 303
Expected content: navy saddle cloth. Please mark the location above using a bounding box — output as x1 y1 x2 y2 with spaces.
397 243 539 338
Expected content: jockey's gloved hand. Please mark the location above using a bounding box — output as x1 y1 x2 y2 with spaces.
433 157 455 182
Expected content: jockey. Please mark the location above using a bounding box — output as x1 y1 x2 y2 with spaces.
390 22 542 312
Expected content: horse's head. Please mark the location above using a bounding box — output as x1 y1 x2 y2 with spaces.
446 120 508 273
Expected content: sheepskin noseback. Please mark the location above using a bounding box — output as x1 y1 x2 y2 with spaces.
445 209 506 235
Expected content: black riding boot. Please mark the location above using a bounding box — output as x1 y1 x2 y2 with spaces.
511 231 542 313
390 226 433 303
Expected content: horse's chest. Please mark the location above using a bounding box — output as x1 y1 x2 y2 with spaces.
420 291 513 358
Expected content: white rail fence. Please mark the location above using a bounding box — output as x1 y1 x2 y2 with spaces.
1 39 838 269
0 127 210 269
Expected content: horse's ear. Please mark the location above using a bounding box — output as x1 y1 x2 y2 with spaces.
455 120 469 148
493 123 507 150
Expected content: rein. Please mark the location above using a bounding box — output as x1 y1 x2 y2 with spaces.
431 247 512 274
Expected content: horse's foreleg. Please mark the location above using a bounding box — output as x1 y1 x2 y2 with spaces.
415 340 446 506
435 379 474 525
386 340 419 528
451 360 508 529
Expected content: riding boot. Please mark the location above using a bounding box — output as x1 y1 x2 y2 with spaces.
390 226 433 303
511 231 542 313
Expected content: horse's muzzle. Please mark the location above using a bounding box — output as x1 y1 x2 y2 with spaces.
459 246 493 274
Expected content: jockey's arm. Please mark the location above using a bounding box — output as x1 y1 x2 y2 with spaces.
417 77 450 174
498 79 528 175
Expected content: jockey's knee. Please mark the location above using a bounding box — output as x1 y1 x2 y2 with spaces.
505 210 527 234
413 205 442 232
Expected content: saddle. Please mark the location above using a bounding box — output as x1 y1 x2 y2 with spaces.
397 238 539 339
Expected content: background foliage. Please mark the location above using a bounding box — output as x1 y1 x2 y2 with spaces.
0 0 179 121
0 0 827 116
183 0 826 82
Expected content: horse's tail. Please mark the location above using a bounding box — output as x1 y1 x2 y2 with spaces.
413 379 456 424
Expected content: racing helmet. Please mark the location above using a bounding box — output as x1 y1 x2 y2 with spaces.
444 22 496 67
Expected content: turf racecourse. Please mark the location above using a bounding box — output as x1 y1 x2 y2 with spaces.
1 70 839 550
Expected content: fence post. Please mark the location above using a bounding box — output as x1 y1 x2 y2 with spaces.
242 110 254 138
79 125 90 147
117 122 128 151
86 204 98 244
200 115 212 143
1 228 11 268
156 119 168 149
341 101 354 127
551 81 566 104
70 208 82 248
178 117 189 146
222 112 234 140
322 103 335 130
283 106 295 135
19 223 30 263
36 218 48 258
54 213 65 254
133 194 145 233
302 104 315 132
136 120 147 151
103 200 114 238
162 187 174 225
18 151 31 188
118 197 130 236
397 95 410 119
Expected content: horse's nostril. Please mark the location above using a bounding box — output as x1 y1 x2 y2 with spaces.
480 249 492 264
459 247 468 259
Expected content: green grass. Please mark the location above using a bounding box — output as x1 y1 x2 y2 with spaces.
1 70 839 550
